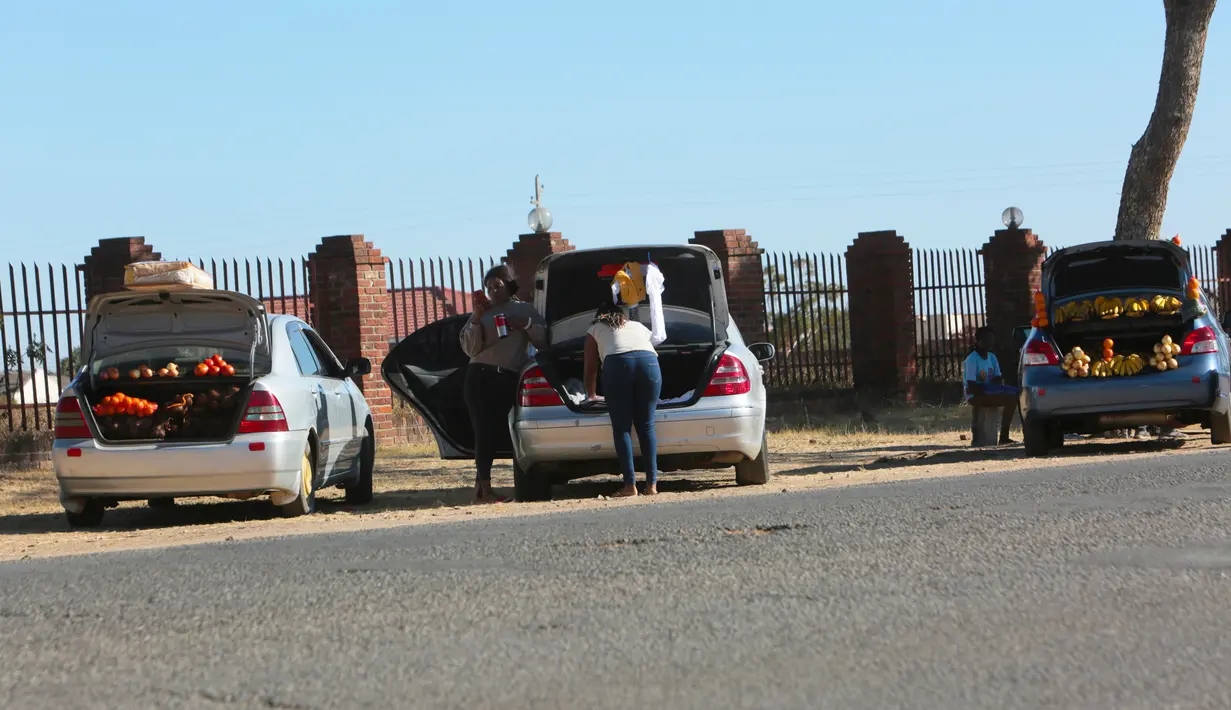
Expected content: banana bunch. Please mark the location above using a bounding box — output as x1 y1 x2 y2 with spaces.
1094 296 1124 319
1149 335 1180 371
1091 360 1114 378
1124 296 1150 317
1062 347 1092 377
1054 300 1095 324
1150 295 1183 315
1111 353 1145 376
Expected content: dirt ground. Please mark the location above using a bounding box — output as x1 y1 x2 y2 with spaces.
0 412 1217 562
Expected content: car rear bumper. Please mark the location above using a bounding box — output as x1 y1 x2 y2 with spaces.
513 405 765 469
53 430 308 502
1020 355 1231 419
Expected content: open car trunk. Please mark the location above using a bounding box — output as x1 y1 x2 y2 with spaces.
81 380 253 443
79 289 271 444
531 244 731 410
1044 240 1196 360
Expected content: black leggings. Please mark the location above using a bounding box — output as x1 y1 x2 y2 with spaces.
463 364 518 483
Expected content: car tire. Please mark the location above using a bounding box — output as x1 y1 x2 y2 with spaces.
147 497 175 509
1024 416 1051 457
735 433 771 486
345 424 375 505
513 461 551 502
66 500 105 529
1047 424 1064 450
279 443 317 518
1211 409 1231 445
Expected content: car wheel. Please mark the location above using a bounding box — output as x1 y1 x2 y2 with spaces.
65 500 105 529
147 497 175 509
345 425 375 505
1024 416 1052 457
513 461 551 502
279 443 317 517
1211 409 1231 445
735 433 771 486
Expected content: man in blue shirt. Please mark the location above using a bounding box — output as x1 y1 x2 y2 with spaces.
964 326 1019 445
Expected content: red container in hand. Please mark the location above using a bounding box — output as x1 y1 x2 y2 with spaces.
494 313 509 339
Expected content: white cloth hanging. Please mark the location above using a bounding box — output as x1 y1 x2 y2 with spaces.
645 262 667 346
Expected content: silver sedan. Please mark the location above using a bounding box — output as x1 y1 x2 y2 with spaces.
52 290 375 527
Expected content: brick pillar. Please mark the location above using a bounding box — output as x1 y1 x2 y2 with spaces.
979 227 1046 385
1215 229 1231 316
82 237 161 300
845 231 916 400
690 229 767 341
308 235 394 441
505 232 574 290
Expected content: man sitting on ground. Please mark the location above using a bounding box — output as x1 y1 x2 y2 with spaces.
964 326 1019 446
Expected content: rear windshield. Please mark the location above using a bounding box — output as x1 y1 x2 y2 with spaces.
545 249 715 345
1052 251 1184 299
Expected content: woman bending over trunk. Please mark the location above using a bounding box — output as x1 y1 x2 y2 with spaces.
584 301 663 497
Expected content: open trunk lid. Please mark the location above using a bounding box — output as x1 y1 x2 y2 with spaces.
83 290 272 382
1044 240 1188 302
532 245 730 347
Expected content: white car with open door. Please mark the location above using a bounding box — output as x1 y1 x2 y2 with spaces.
383 244 776 501
52 290 376 527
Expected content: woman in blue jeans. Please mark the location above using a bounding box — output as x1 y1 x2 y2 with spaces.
584 301 663 497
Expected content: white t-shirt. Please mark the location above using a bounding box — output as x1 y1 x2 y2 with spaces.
587 321 657 361
963 351 1001 401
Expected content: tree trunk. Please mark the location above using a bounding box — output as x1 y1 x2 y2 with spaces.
1113 0 1218 241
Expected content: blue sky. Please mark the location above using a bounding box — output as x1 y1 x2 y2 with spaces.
2 0 1229 265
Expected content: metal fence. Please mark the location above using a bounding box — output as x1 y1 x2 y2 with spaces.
385 256 497 346
4 243 1228 434
1 257 312 434
913 248 986 383
761 251 852 389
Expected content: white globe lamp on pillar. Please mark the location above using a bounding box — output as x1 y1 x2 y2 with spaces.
527 175 553 233
1002 206 1024 230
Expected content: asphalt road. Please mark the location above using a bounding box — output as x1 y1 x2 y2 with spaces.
5 451 1231 709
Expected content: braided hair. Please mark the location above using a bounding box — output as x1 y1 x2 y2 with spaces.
593 300 627 329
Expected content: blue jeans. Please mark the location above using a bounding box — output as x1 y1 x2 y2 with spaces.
602 351 663 486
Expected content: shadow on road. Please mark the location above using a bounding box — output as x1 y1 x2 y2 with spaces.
0 473 730 536
774 436 1192 477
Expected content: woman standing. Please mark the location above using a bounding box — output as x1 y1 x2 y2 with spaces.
460 265 547 503
584 301 664 497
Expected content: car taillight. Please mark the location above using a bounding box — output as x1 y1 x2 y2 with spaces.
704 354 752 396
54 396 91 440
519 367 564 407
1022 338 1060 366
1181 326 1218 355
238 389 289 433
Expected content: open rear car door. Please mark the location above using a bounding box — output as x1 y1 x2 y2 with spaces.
382 314 514 460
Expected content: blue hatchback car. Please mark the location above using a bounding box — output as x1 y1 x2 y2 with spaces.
1016 240 1231 456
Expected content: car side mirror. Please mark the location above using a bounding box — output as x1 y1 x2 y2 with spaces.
748 342 776 362
345 357 372 378
1012 326 1030 350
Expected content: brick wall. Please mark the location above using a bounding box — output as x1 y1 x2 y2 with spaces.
308 235 394 441
980 227 1046 383
690 229 767 341
82 237 161 299
845 231 916 399
505 232 573 290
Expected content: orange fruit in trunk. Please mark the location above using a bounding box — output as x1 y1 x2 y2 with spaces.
1103 348 1114 361
1103 338 1114 350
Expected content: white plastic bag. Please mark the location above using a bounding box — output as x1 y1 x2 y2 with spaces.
645 262 666 346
